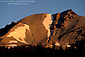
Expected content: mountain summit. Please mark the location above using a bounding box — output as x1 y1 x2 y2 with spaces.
0 9 85 50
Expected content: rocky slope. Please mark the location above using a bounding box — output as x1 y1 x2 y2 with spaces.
50 9 85 49
0 9 85 50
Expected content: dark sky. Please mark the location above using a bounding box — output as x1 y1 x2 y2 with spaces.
0 0 85 28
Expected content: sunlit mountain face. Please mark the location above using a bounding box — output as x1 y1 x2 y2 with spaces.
0 13 53 47
0 9 85 56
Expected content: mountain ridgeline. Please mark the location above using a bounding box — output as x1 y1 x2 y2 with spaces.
0 9 85 51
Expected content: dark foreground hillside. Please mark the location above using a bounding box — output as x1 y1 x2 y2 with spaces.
0 40 84 56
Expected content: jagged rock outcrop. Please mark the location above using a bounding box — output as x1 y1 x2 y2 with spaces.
0 9 85 50
50 9 85 49
0 21 17 36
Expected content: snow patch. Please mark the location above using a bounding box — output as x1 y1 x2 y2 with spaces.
43 14 52 37
9 40 17 43
66 43 71 47
55 42 60 46
7 24 31 44
7 44 17 47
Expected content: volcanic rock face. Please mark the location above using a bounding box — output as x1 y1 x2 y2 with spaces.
50 9 85 49
0 13 52 47
0 9 85 49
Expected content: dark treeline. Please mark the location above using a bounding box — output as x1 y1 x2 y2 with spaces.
0 40 84 56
